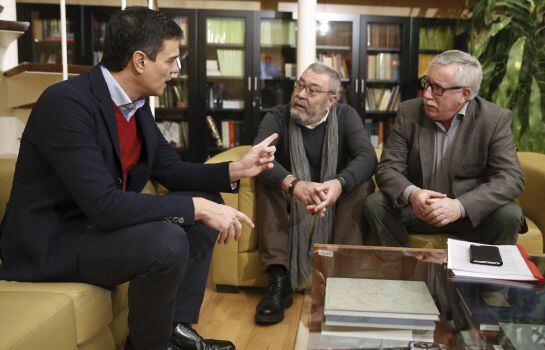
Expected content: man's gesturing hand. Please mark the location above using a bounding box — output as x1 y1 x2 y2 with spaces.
193 197 253 244
229 133 278 182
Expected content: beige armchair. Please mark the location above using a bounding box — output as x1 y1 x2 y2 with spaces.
0 158 129 350
207 147 545 291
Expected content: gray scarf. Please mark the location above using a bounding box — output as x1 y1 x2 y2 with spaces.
288 104 339 289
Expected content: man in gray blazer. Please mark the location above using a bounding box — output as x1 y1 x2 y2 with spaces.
363 50 525 247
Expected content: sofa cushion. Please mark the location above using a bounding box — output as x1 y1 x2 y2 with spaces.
0 158 16 220
0 291 77 350
0 281 113 345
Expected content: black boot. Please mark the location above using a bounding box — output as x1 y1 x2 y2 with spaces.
170 323 235 350
255 266 293 324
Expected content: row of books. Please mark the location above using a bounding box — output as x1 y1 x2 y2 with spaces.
207 18 244 45
157 121 189 150
316 22 352 47
206 83 244 110
172 17 189 46
206 116 243 149
157 84 188 109
206 49 244 77
322 278 439 343
364 119 393 149
365 86 401 112
367 53 400 80
260 20 296 46
367 23 401 49
31 16 75 42
418 53 437 79
419 26 455 51
317 53 350 79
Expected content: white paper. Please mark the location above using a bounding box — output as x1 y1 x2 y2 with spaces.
447 238 537 281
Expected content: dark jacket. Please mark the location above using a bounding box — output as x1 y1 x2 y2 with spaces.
0 65 232 282
253 103 376 193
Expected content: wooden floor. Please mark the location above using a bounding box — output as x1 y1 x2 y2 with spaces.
193 284 305 350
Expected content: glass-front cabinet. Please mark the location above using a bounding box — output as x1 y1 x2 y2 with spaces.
409 18 466 98
315 13 359 107
359 16 410 148
253 11 296 137
17 4 82 64
197 11 253 160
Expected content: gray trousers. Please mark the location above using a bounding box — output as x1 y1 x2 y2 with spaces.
362 191 523 247
255 178 375 270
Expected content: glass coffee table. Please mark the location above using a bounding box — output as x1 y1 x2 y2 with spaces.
294 244 545 350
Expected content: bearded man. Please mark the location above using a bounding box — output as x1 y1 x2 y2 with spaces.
251 63 377 325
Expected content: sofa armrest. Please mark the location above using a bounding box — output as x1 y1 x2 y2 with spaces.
518 152 545 252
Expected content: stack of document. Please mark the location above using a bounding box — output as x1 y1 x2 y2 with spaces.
447 238 544 282
322 278 439 342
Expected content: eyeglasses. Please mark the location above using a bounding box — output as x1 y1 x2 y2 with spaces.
294 80 335 98
420 76 465 96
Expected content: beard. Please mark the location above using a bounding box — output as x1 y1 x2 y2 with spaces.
290 96 326 126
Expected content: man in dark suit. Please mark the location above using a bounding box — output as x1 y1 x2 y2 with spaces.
0 7 276 350
363 50 525 247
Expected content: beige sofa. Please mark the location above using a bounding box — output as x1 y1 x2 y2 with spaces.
0 158 129 350
207 146 545 291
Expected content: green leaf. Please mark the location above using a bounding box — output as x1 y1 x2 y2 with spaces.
473 17 512 58
528 76 542 130
493 37 526 107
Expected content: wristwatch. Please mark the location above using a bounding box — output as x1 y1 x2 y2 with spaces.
336 176 347 193
287 177 300 195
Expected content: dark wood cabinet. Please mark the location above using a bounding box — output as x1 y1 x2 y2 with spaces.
15 4 467 160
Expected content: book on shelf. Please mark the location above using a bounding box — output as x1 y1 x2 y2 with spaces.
367 53 400 80
317 53 350 79
172 17 188 46
364 119 395 149
365 86 401 112
260 19 295 46
205 115 223 148
158 83 188 109
221 120 243 148
324 278 440 320
418 53 436 78
367 23 401 48
157 121 188 150
419 25 454 51
207 18 244 45
216 49 244 77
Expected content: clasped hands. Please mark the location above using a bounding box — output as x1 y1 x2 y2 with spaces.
195 133 278 245
292 179 343 217
408 188 461 227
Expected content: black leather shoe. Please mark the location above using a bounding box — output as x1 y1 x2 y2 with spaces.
171 323 235 350
255 273 293 324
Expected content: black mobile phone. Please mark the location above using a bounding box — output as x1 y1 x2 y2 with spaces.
469 244 503 266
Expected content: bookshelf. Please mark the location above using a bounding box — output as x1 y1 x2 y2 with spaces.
409 18 467 98
13 4 467 160
359 16 410 149
315 13 359 106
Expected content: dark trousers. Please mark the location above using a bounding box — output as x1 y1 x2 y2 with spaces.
77 191 221 350
255 178 375 270
363 191 523 247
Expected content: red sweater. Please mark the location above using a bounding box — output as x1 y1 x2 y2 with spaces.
113 103 142 191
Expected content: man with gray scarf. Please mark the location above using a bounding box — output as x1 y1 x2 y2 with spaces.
252 63 377 325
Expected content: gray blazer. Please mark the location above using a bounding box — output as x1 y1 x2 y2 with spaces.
377 96 524 227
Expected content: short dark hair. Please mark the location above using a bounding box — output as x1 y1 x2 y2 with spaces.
101 7 183 72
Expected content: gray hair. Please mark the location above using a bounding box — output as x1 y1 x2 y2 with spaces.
305 62 341 95
430 50 482 99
